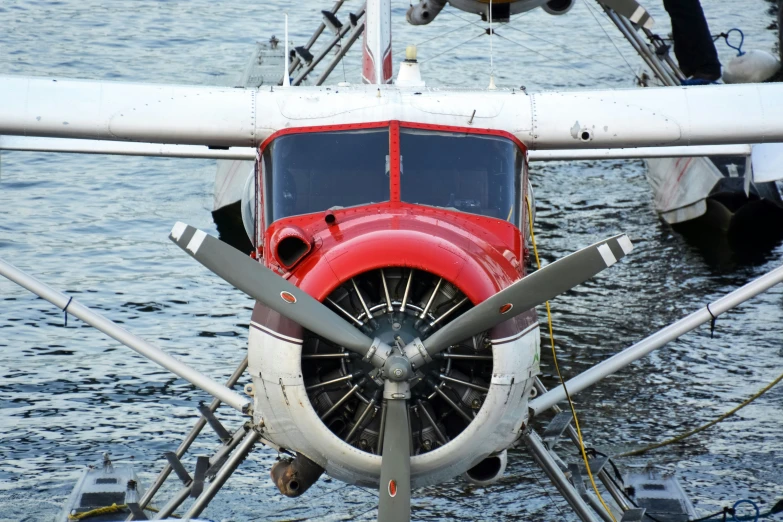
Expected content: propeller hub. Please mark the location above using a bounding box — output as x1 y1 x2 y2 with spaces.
383 354 413 382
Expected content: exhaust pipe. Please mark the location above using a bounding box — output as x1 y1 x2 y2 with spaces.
270 453 325 497
542 0 575 15
463 450 508 486
406 0 447 25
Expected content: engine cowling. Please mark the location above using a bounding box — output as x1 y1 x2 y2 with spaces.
248 267 540 489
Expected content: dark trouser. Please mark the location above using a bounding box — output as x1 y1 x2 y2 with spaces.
662 0 722 78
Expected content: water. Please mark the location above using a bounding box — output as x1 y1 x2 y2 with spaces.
1 1 782 520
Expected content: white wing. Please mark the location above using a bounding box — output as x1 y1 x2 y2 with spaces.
2 75 782 150
0 76 256 147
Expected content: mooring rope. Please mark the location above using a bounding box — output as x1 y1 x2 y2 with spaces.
67 504 127 520
617 368 783 458
67 503 175 520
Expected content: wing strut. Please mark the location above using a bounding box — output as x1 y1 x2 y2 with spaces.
0 257 250 413
530 263 783 415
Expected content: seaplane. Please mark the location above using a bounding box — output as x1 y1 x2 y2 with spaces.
1 0 783 520
405 0 783 247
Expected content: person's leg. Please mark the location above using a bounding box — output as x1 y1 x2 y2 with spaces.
663 0 721 79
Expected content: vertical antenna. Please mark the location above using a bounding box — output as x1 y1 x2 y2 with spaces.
283 13 291 87
488 0 496 90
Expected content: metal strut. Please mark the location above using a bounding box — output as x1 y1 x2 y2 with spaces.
523 431 600 522
293 5 367 86
286 0 347 76
127 356 285 520
141 424 252 520
184 428 262 518
599 3 682 86
522 381 636 522
275 0 365 87
534 378 630 513
136 356 248 511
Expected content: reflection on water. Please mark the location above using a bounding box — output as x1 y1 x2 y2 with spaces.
0 1 782 521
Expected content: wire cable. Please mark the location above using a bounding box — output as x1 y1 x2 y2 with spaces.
488 0 496 86
415 20 475 47
493 32 604 81
502 22 632 76
525 196 618 522
582 0 642 82
443 7 606 82
420 31 486 64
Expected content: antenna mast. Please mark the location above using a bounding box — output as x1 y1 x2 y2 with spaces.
488 0 496 89
283 13 291 87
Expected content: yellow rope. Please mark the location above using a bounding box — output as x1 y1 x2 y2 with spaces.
68 503 127 520
617 368 783 457
66 501 176 520
525 196 618 522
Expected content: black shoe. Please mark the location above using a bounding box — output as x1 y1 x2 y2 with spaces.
684 71 721 84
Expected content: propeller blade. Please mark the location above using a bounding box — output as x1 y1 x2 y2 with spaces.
598 0 654 29
422 234 633 355
377 399 411 522
168 222 374 357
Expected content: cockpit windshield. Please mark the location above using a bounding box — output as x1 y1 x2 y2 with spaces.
263 129 390 225
400 129 522 224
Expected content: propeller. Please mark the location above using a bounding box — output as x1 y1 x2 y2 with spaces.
168 222 393 366
170 223 631 522
403 234 633 367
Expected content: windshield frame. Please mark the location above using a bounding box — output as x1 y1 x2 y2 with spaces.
258 121 528 228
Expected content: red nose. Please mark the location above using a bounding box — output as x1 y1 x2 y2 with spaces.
265 203 523 304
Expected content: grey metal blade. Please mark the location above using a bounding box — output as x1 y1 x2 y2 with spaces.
163 452 192 486
423 234 632 355
126 503 149 520
377 399 411 522
168 222 373 355
598 0 654 28
190 456 210 498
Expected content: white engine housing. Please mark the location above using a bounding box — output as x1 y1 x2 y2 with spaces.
249 322 540 488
